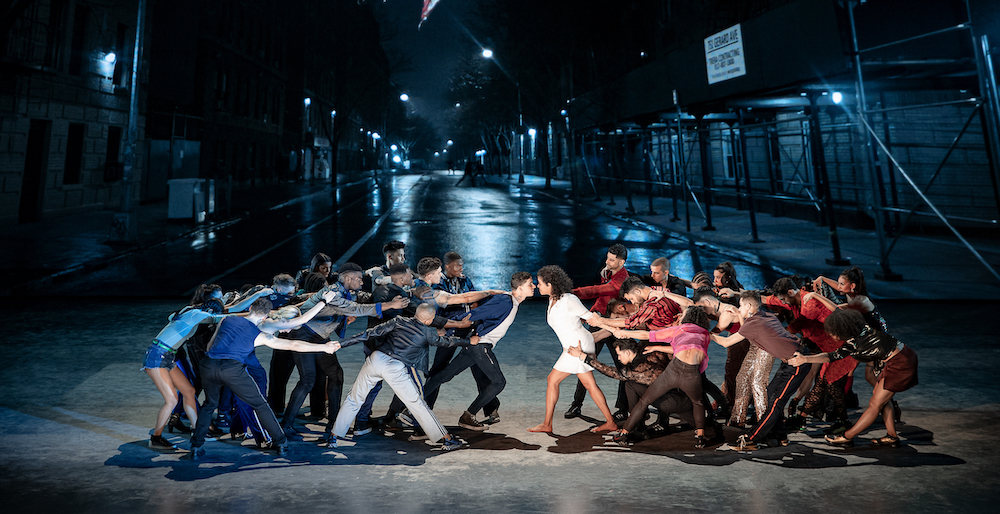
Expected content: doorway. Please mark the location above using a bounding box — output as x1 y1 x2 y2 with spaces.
19 119 51 223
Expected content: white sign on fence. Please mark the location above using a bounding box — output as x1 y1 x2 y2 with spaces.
705 24 746 85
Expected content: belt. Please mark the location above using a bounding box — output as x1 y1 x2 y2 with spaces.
154 340 177 354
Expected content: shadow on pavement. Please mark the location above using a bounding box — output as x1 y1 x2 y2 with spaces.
105 425 541 481
543 421 965 469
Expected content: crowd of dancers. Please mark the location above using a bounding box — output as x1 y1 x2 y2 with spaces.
141 240 918 458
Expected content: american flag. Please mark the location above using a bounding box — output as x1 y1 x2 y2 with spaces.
419 0 441 29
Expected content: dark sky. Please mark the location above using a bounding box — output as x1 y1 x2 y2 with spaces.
378 0 478 134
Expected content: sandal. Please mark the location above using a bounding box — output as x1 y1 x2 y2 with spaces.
824 434 854 447
871 435 901 448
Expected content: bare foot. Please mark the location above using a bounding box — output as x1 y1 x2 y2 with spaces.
527 424 553 433
590 421 618 433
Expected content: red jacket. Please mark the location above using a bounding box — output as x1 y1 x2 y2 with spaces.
573 267 630 314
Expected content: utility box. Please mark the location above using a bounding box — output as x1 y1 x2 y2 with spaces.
167 178 206 221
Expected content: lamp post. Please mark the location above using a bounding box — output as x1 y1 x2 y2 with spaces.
482 48 524 183
302 97 311 179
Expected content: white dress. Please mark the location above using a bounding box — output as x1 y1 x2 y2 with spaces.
547 293 597 374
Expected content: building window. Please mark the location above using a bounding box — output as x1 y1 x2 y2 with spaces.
68 5 89 76
113 22 129 87
64 123 85 185
45 0 68 69
104 126 123 182
721 129 737 180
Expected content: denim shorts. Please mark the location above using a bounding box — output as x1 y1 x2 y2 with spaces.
141 341 176 371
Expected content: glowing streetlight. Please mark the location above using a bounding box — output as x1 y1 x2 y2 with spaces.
399 93 409 102
832 91 843 104
304 97 311 106
104 52 117 63
482 48 493 59
390 144 398 151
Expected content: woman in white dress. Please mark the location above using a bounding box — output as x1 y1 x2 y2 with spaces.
528 265 618 433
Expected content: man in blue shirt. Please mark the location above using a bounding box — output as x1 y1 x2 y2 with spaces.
421 271 535 430
187 297 338 460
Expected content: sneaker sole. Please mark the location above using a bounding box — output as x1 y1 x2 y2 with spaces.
459 423 488 431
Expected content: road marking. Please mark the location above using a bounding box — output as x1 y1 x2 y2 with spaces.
331 178 423 269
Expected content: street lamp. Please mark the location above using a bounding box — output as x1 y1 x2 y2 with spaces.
481 49 524 183
399 93 409 102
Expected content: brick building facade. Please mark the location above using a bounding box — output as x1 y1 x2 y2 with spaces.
1 0 146 223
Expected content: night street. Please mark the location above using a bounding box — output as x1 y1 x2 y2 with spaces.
3 0 999 512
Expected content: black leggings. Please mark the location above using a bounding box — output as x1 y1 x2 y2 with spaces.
623 359 705 432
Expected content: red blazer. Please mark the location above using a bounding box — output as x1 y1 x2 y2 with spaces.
573 267 629 314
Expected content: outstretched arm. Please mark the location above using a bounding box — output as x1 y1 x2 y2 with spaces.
648 289 694 308
710 332 747 348
254 332 340 354
259 291 336 333
787 351 831 367
438 289 504 307
813 276 839 293
642 344 673 355
227 287 274 312
612 328 651 340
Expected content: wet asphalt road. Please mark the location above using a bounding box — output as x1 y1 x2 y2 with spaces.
48 171 780 297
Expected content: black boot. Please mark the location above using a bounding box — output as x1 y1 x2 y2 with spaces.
167 413 191 434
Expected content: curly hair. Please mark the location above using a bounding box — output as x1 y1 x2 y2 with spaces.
680 305 711 330
510 271 532 290
537 265 573 301
417 256 442 277
824 308 867 341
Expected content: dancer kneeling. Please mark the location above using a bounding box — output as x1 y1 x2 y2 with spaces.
788 309 918 448
611 306 715 448
567 338 715 441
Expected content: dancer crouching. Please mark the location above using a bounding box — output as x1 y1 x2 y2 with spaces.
611 306 715 448
788 309 918 448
